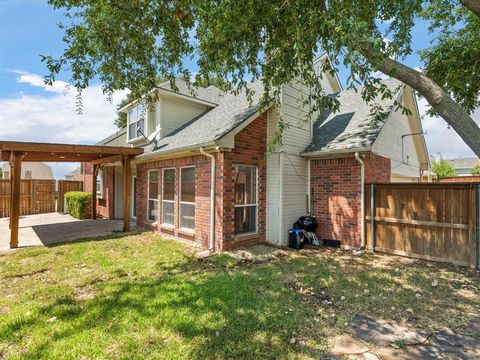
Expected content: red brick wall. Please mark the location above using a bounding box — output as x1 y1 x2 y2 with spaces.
310 153 390 248
219 113 268 250
135 112 268 251
136 155 212 249
81 163 115 219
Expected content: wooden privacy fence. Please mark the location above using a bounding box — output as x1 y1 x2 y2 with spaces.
366 183 479 268
0 179 83 217
57 180 83 213
0 179 56 217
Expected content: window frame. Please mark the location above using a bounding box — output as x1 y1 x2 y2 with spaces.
233 165 259 236
161 167 176 227
127 103 146 142
179 166 196 232
146 169 159 224
96 169 104 199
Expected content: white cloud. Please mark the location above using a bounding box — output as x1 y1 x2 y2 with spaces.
418 97 479 159
372 71 390 80
0 71 128 178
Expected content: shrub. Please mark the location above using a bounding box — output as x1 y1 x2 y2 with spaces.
470 163 480 176
431 159 457 178
65 191 92 219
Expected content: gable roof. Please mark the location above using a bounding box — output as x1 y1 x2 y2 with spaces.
446 157 480 169
302 79 404 156
138 80 265 158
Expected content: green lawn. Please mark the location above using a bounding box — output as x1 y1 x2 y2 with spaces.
0 233 479 359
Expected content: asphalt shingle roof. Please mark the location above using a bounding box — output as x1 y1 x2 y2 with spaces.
142 80 264 155
303 78 404 154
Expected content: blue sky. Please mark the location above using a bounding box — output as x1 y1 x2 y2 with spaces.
0 0 477 178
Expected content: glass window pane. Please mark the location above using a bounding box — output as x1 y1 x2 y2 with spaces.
162 201 174 225
181 167 195 203
180 203 195 229
148 200 158 222
148 171 159 199
137 118 145 137
234 166 256 205
163 169 175 201
129 123 136 139
234 206 256 234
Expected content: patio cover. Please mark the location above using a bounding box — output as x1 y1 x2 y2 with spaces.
0 141 143 249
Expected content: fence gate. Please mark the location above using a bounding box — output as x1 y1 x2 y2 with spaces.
57 180 83 213
366 183 479 268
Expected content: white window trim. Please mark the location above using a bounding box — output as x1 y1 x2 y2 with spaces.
96 169 104 199
233 165 259 237
179 166 196 232
161 167 176 227
127 103 147 143
147 169 159 224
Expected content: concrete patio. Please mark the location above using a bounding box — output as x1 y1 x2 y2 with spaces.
0 213 126 251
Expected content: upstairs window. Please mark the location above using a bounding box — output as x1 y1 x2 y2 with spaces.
128 103 145 140
234 165 257 235
180 167 195 230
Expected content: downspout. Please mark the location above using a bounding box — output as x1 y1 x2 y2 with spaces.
200 147 216 252
354 152 366 249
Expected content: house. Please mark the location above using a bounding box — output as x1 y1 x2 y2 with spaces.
81 56 429 251
2 162 54 180
64 167 82 181
446 157 480 176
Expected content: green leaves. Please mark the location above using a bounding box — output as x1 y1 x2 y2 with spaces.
431 159 457 178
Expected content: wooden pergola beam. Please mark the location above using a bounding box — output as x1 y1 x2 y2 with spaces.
10 151 23 248
123 156 132 232
91 154 123 166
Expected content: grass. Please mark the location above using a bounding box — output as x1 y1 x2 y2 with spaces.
0 232 479 359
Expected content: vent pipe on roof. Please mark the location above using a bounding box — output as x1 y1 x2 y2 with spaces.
200 147 216 252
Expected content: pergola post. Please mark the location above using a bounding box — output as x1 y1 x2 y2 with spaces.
123 156 132 232
10 151 23 248
92 164 99 220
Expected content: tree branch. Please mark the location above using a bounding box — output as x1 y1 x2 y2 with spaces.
361 42 480 157
460 0 480 17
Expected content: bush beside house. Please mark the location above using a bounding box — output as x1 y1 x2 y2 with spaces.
65 191 92 219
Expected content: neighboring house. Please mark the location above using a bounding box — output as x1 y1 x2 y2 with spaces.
81 55 429 251
64 167 82 181
2 162 54 180
446 157 480 176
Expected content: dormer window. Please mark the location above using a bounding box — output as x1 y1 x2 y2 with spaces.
128 103 145 141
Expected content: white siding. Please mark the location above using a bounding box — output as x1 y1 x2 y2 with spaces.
266 108 281 245
372 105 421 180
280 80 311 245
161 97 208 136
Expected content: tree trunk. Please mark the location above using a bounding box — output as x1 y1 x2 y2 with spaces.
461 0 480 17
361 44 480 158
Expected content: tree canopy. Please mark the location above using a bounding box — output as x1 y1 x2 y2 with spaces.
44 0 480 154
431 159 457 178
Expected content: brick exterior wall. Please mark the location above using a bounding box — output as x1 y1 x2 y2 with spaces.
81 162 115 219
135 112 268 251
310 153 391 248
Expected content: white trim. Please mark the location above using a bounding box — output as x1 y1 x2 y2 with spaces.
147 169 159 224
127 103 146 142
233 165 259 235
161 167 176 226
179 166 196 230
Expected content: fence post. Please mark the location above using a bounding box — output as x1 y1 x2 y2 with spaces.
370 184 375 253
477 184 480 270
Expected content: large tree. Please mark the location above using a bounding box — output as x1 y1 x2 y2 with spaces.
44 0 480 155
